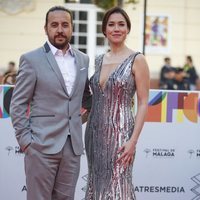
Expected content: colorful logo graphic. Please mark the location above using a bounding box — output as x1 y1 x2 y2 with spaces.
0 86 14 118
145 91 200 123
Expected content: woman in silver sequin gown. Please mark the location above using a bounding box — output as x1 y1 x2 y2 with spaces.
85 7 150 200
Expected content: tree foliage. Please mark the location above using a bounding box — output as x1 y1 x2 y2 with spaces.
93 0 139 9
93 0 116 9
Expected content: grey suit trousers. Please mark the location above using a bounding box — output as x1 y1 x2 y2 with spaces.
24 136 80 200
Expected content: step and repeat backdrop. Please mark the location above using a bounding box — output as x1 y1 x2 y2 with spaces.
0 85 200 200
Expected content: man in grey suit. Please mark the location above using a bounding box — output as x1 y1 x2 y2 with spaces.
10 6 91 200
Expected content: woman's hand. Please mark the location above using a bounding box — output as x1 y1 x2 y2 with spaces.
116 139 137 168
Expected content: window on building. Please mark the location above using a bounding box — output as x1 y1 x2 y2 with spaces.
71 10 88 53
65 3 108 75
96 11 106 47
66 4 108 59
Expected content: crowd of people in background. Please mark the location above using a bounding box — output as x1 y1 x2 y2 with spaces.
1 61 17 85
159 55 200 90
0 56 199 91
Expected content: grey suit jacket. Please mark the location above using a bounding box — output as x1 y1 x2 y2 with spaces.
10 42 91 155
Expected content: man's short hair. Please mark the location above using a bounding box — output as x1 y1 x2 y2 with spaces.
45 6 73 27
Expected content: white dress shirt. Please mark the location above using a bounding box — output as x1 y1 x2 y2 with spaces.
47 41 76 95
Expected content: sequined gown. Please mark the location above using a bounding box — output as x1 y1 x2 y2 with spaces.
85 53 139 200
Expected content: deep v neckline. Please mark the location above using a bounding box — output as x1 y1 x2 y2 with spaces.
98 53 134 93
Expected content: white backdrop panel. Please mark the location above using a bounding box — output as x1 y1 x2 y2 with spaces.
0 86 199 200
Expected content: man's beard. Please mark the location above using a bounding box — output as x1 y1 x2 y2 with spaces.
54 41 69 50
52 34 71 50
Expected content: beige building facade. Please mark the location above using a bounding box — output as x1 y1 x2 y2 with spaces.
125 0 200 78
0 0 199 79
0 0 64 74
